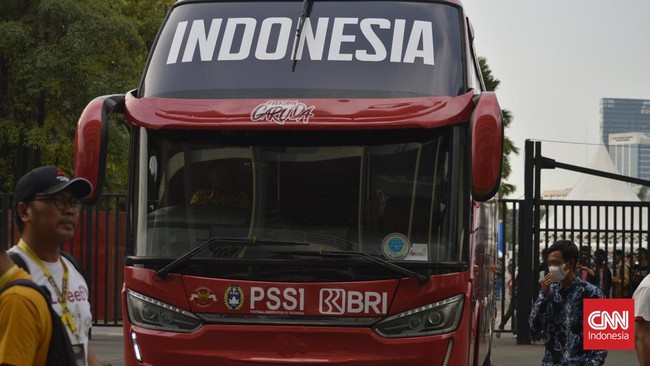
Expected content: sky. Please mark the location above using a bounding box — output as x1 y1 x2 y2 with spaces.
461 0 650 198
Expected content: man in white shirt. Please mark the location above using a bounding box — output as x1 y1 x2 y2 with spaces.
9 166 100 366
633 272 650 365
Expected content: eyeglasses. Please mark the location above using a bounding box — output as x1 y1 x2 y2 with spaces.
33 195 83 211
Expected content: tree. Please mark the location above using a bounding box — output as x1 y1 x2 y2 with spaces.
638 185 649 201
0 0 149 192
479 57 519 198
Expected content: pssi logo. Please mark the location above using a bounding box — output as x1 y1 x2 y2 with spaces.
583 298 634 350
224 285 245 310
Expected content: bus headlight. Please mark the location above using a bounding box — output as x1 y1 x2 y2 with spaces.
126 289 203 332
373 294 464 338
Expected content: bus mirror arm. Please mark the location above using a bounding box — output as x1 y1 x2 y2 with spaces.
74 94 126 204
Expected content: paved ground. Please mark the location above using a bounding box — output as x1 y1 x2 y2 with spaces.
90 327 124 366
490 331 637 365
91 326 638 366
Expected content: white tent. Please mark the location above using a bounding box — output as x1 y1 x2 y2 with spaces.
540 145 648 247
564 145 639 202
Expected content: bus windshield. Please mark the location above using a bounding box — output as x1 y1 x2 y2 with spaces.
138 128 468 265
142 1 464 99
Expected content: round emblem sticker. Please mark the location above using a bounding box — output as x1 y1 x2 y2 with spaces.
381 233 411 261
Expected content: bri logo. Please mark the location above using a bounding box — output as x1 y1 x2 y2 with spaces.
583 298 634 350
318 288 387 315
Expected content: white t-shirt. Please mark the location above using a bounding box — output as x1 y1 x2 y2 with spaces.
633 273 650 321
8 246 92 366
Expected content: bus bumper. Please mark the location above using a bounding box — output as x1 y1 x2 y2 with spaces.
124 323 468 365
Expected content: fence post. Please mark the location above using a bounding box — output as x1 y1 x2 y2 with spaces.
517 140 535 344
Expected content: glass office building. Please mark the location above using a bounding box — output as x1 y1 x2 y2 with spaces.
608 132 650 180
600 98 650 148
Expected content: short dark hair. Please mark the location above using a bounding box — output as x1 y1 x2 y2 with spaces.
594 249 606 257
548 239 579 264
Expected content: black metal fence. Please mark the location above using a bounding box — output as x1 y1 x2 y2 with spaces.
1 193 127 326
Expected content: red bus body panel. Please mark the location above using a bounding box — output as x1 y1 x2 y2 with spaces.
123 91 476 130
123 267 473 365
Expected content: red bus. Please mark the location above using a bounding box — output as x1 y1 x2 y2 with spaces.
74 0 503 364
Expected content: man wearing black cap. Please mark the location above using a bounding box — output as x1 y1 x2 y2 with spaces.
8 166 100 366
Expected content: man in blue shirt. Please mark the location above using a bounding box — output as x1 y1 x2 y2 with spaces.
529 240 608 366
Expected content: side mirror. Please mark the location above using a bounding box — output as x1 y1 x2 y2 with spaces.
470 92 503 202
74 94 125 204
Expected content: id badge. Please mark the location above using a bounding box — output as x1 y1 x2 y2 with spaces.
72 344 86 366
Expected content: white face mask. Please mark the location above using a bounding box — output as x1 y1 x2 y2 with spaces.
549 263 569 282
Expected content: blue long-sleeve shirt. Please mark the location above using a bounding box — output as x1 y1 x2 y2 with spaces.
529 276 608 366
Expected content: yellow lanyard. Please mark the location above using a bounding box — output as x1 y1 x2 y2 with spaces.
18 241 77 334
0 265 19 288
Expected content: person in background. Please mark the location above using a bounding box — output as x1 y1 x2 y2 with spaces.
539 247 550 277
612 249 631 298
634 271 650 365
529 239 607 366
633 248 649 294
9 166 100 366
577 245 596 284
592 248 612 298
496 262 517 337
190 161 252 209
495 257 504 301
0 247 52 366
536 248 550 302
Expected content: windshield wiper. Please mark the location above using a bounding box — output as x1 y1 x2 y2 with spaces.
292 250 430 286
156 236 429 286
155 237 255 279
291 0 314 72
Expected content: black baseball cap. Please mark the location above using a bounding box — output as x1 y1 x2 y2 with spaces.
13 166 93 207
